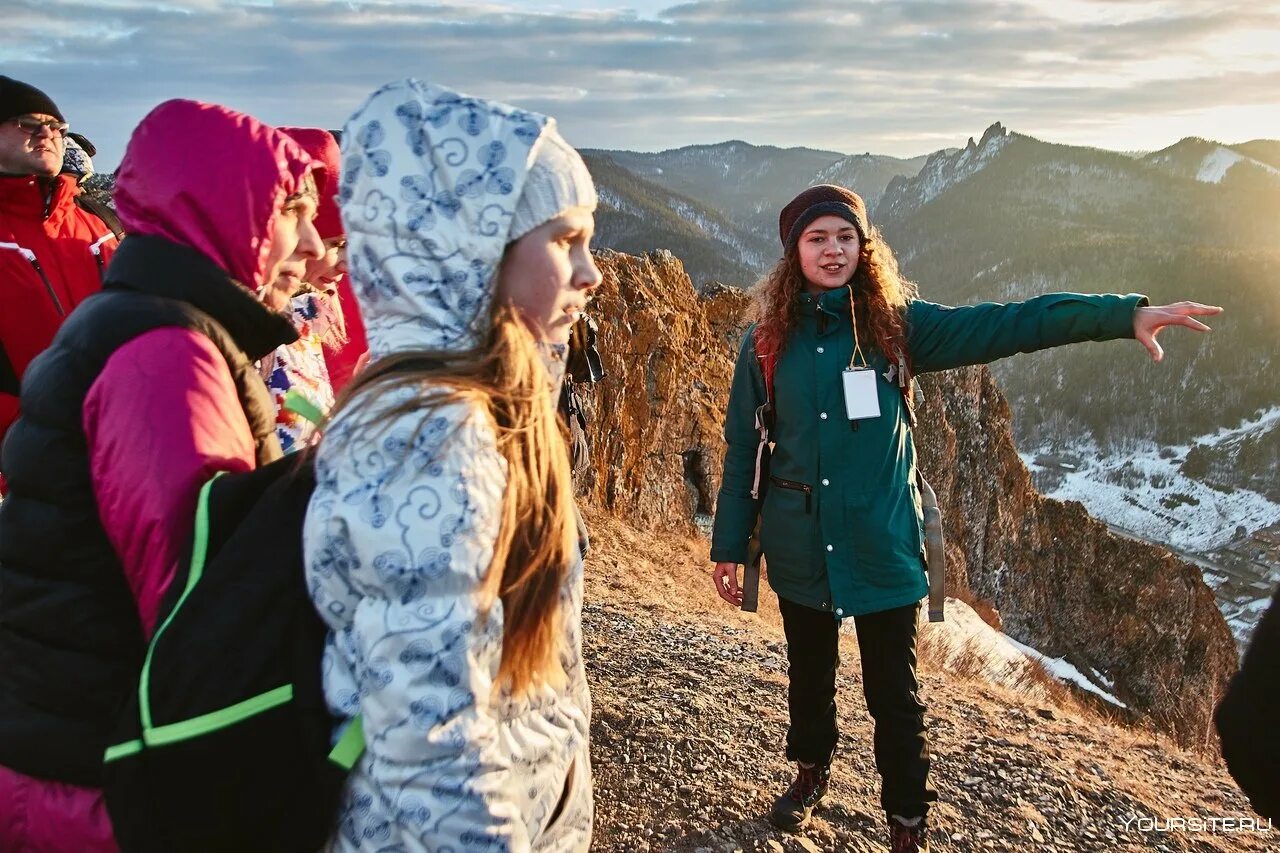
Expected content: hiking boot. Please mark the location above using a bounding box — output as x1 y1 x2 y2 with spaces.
889 815 930 853
769 761 830 831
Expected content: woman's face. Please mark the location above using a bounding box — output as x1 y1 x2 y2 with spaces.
496 207 602 345
260 193 322 301
797 214 861 293
304 237 348 290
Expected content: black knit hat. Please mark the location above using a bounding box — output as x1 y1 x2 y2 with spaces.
0 76 64 125
778 184 870 251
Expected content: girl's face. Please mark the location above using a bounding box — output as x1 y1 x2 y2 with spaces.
496 207 602 345
797 214 861 293
304 237 348 289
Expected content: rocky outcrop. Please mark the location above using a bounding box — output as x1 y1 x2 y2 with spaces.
579 249 1236 746
574 250 748 533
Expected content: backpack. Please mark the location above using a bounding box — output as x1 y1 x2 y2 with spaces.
560 313 606 479
101 449 359 852
101 358 441 852
743 328 945 622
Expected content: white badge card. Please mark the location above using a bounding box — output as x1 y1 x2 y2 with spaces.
841 367 881 421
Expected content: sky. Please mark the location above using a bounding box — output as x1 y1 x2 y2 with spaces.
5 0 1280 170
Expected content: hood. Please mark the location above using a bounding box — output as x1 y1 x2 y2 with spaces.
338 78 550 357
113 99 318 292
278 126 343 241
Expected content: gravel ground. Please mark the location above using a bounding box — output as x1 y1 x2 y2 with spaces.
580 512 1272 852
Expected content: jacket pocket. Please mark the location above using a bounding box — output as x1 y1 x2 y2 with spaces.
768 475 812 514
846 484 925 591
539 754 592 845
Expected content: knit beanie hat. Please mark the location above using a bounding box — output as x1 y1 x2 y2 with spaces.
0 76 63 124
509 123 597 242
278 126 343 240
778 184 870 251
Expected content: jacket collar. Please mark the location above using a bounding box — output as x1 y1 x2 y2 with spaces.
0 174 74 222
797 285 852 318
103 233 298 361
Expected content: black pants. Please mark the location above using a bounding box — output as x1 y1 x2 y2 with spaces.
778 595 936 821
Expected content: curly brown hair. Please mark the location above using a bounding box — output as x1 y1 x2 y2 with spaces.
750 224 919 370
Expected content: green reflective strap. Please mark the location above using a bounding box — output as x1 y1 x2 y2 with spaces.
103 685 295 762
283 389 326 428
144 684 294 747
139 473 222 729
104 739 143 763
328 715 365 770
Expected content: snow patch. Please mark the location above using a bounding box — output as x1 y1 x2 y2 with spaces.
666 199 766 269
1195 147 1280 183
914 598 1127 708
1005 637 1128 708
1197 148 1245 183
597 188 642 218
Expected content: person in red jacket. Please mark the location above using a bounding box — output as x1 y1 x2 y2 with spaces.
309 128 368 394
0 76 119 473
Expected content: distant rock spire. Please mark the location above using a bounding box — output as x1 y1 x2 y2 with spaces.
979 122 1009 149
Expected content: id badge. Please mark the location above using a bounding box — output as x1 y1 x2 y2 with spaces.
841 367 881 421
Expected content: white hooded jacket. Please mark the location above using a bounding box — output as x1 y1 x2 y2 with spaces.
303 79 592 852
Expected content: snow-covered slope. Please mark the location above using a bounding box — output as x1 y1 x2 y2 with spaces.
1144 137 1280 185
1021 407 1280 647
812 151 931 212
1020 407 1280 554
911 598 1128 707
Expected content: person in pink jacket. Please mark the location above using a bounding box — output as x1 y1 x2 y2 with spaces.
0 99 322 851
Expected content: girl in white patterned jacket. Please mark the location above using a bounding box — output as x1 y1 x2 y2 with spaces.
303 79 601 852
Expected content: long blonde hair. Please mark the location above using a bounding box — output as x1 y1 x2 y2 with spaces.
751 224 919 367
329 302 578 696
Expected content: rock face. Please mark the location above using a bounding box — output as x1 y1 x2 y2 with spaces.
574 250 748 533
579 249 1236 746
912 368 1238 745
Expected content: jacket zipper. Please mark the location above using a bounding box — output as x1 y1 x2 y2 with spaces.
29 256 66 316
769 475 812 513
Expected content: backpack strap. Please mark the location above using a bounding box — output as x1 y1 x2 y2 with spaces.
749 333 775 502
75 193 125 241
327 715 365 770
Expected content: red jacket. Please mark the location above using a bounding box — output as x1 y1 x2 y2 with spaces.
0 174 118 457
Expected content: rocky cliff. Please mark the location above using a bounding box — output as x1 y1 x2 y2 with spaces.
579 250 1237 746
912 368 1238 743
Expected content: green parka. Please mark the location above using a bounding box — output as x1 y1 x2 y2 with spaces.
709 288 1148 619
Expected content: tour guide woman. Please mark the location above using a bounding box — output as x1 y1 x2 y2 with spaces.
709 184 1220 852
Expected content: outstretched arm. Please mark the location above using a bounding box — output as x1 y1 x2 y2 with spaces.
1132 302 1222 362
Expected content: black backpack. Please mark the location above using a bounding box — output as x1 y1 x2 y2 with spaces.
101 448 361 852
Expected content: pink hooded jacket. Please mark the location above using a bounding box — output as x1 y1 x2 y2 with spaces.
0 99 319 852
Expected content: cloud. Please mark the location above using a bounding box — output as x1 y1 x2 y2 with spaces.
4 0 1278 168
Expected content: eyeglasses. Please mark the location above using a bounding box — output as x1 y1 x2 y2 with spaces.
7 117 70 139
